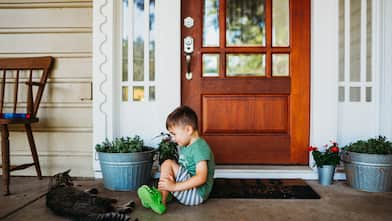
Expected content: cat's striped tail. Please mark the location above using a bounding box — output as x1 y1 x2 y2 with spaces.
85 212 134 221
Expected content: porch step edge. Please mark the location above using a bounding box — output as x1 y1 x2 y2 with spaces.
95 168 347 180
214 167 346 180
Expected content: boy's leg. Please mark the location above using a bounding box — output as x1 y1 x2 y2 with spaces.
171 166 204 206
159 159 179 204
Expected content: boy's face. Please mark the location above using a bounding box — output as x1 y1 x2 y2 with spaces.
168 124 193 147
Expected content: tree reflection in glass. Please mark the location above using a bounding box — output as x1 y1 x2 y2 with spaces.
203 54 220 77
226 0 265 46
227 54 265 76
203 0 220 47
133 0 144 82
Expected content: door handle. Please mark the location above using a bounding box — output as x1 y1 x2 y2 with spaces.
185 54 192 80
184 36 194 80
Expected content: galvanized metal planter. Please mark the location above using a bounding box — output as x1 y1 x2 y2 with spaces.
341 151 392 192
317 165 336 186
98 148 156 191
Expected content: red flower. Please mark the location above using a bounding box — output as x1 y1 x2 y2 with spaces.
330 146 339 153
330 140 338 147
311 140 340 167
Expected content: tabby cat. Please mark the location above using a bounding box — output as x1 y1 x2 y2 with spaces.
46 170 136 221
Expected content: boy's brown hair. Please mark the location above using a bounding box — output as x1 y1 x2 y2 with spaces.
166 105 199 131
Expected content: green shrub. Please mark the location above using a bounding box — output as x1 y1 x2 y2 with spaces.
157 133 178 165
95 135 149 153
343 136 392 154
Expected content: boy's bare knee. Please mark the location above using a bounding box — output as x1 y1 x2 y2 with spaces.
160 160 179 179
161 159 176 168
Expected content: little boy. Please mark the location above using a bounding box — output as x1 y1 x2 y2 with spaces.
137 105 215 214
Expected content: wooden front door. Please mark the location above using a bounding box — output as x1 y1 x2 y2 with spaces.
181 0 310 164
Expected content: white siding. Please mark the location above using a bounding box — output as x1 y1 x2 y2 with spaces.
0 0 93 177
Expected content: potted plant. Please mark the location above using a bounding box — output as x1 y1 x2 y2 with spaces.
308 141 340 186
95 135 156 191
341 136 392 192
156 132 178 165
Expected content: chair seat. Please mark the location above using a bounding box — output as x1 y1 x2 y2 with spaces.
0 117 39 124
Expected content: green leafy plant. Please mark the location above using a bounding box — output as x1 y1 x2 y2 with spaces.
343 136 392 154
157 132 178 165
95 135 148 153
309 141 340 167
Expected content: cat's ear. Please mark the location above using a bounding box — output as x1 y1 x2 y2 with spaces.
64 169 71 175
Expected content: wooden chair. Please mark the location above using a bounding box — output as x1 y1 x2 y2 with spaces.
0 56 54 195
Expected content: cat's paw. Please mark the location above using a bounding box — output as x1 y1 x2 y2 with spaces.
116 206 133 214
84 188 99 194
124 200 136 208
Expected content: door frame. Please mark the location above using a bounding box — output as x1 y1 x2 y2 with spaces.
180 0 310 164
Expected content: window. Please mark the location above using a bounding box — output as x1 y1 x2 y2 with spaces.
201 0 290 78
338 0 373 103
121 0 156 102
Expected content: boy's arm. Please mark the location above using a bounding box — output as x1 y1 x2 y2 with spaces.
159 160 208 192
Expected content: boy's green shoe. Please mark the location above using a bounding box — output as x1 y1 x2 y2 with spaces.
137 185 166 215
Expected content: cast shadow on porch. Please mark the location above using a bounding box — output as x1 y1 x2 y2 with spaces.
0 176 391 221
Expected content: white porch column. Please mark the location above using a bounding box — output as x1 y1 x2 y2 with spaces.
310 0 339 156
379 0 392 139
92 0 116 172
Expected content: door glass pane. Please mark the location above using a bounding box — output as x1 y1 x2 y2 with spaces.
122 0 129 81
203 54 220 77
226 0 265 46
272 0 289 47
338 86 345 102
122 86 128 101
149 0 156 81
350 0 361 82
349 86 360 102
133 86 144 101
133 0 144 81
366 87 371 102
149 86 155 101
226 54 265 77
203 0 220 47
366 0 372 82
338 0 345 82
272 54 289 76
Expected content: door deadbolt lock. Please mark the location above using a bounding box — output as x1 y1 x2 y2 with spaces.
184 17 194 28
184 36 194 54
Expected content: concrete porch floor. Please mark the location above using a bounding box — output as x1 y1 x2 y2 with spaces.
1 176 391 221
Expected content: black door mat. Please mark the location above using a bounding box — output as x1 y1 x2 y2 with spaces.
209 179 320 199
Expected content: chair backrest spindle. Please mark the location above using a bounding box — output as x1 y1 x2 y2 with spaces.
27 69 33 115
0 57 54 119
0 70 6 115
13 69 20 114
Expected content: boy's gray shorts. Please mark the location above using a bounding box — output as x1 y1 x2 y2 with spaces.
171 166 204 206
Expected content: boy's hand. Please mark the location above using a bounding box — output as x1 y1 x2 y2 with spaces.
158 178 177 192
159 161 208 193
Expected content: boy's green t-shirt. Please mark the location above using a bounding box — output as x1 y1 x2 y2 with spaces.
178 138 215 200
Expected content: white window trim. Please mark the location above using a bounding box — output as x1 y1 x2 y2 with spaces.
93 0 181 177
